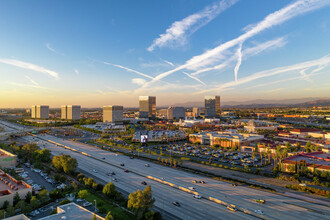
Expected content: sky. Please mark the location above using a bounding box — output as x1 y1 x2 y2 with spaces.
0 0 329 108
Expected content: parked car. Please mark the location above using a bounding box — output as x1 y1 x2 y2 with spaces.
145 164 150 167
120 163 125 166
124 170 129 173
83 202 92 207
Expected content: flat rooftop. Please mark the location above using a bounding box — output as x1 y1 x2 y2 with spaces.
285 152 330 166
0 174 30 192
40 203 104 220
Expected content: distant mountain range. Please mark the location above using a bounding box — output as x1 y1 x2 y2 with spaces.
171 98 330 108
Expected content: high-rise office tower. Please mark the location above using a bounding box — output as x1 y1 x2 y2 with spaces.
31 105 49 119
61 105 81 120
205 96 220 118
167 106 185 120
103 105 123 123
139 96 156 118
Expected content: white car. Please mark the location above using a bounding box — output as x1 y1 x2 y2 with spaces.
188 187 196 191
299 183 306 186
193 194 201 199
83 202 92 207
254 210 264 215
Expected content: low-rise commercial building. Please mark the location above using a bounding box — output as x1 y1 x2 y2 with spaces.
189 132 264 147
244 120 278 133
0 149 17 168
0 172 32 207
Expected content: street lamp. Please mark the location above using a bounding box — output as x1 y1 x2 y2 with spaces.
94 199 97 212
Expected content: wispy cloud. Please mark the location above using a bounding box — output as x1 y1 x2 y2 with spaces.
25 75 39 86
143 0 329 88
191 37 287 76
103 62 154 79
197 55 330 94
182 71 206 86
147 0 238 51
131 78 147 86
160 58 175 67
7 81 45 89
46 43 65 56
74 69 79 76
0 58 59 79
234 43 243 82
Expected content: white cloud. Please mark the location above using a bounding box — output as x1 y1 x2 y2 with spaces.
103 62 154 79
198 55 330 94
46 43 65 56
234 43 242 82
143 0 329 88
0 58 59 79
24 75 39 86
182 71 206 86
160 58 175 67
7 81 45 89
131 78 147 86
191 37 287 76
147 0 238 51
74 69 79 76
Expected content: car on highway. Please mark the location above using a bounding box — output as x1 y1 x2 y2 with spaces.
227 205 237 212
193 194 201 199
192 180 201 183
231 183 238 187
200 181 206 184
124 170 129 173
173 202 180 207
130 156 134 159
255 199 265 204
120 163 125 166
299 183 307 186
112 178 117 182
145 164 150 167
188 187 196 191
93 169 97 173
83 202 92 207
254 210 264 215
141 181 147 185
101 157 105 160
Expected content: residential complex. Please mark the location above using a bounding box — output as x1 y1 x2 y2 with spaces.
167 106 185 120
31 105 49 119
103 105 123 123
139 96 156 118
61 105 81 120
204 96 220 118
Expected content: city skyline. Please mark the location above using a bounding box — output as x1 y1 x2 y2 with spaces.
1 0 330 108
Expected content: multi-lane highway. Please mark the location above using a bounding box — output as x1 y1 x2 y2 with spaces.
2 119 329 220
21 133 330 220
21 134 257 220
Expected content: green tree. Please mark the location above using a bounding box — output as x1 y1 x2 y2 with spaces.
13 192 21 206
78 189 89 199
22 143 39 158
34 148 52 162
38 189 49 203
31 196 40 209
25 191 32 203
6 205 15 217
103 182 116 198
105 212 114 220
127 186 155 219
52 155 78 173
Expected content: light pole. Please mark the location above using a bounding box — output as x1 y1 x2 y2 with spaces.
94 199 97 212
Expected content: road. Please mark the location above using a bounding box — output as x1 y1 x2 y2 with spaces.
21 135 257 220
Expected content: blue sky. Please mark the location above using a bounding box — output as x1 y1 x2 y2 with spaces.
0 0 329 107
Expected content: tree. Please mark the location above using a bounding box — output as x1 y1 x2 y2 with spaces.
38 189 49 203
6 205 15 217
78 189 89 199
252 152 256 166
103 182 116 198
13 192 21 206
105 212 114 220
33 148 52 162
25 191 32 203
31 196 40 209
52 155 78 173
127 186 155 219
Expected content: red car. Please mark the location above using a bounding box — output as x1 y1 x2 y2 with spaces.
124 170 129 173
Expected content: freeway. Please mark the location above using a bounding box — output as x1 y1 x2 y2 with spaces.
27 133 330 220
21 135 257 220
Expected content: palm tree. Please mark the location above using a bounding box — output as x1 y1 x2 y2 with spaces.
252 152 256 166
260 152 263 165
